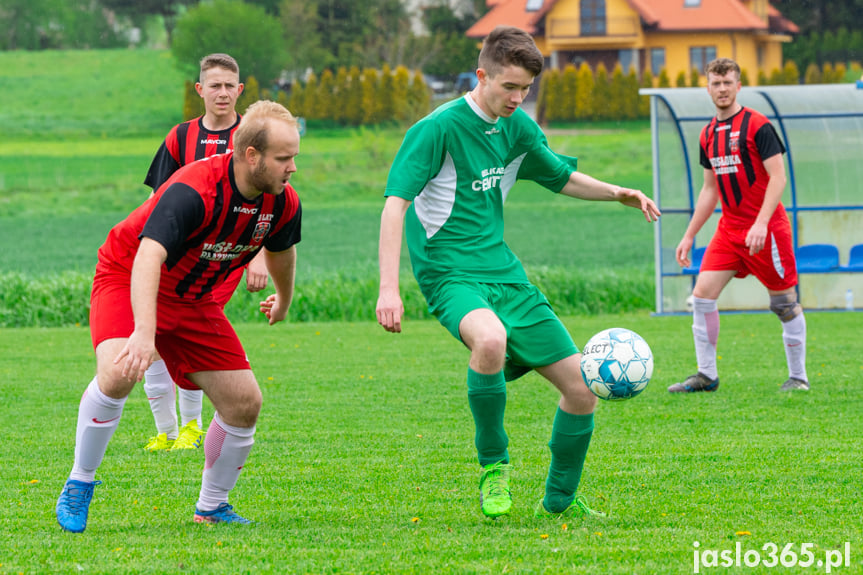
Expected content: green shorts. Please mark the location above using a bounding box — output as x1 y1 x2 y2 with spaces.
428 281 579 381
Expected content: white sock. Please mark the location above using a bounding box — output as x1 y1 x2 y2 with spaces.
196 412 255 512
692 297 720 380
143 359 179 439
782 313 808 382
69 377 127 483
178 388 204 428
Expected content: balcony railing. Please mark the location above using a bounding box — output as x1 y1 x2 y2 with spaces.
547 16 641 40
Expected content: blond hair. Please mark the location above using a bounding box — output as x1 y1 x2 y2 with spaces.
233 100 298 155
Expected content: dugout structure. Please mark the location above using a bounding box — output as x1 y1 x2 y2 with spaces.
640 83 863 314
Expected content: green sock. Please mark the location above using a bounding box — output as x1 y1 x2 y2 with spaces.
466 368 508 467
543 408 594 513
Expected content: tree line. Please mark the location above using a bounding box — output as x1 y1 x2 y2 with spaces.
3 0 861 81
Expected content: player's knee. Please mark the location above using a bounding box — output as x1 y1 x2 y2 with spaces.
469 328 508 367
769 292 802 323
567 379 598 411
95 366 136 398
222 393 261 428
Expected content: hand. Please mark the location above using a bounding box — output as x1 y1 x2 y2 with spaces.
259 293 289 325
676 236 694 268
745 222 768 255
113 328 157 383
245 257 269 293
616 188 661 222
376 289 405 333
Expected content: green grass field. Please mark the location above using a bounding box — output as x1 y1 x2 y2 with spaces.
2 313 861 574
2 49 861 574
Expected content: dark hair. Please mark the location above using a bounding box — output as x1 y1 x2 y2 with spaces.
477 26 543 78
199 53 240 81
706 57 740 79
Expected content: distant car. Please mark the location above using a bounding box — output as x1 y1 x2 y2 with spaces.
454 72 478 93
423 74 448 94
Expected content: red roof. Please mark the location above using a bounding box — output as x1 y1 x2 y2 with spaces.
467 0 557 38
467 0 797 38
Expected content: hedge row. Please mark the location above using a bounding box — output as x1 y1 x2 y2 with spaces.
184 65 432 126
537 60 855 124
0 268 653 328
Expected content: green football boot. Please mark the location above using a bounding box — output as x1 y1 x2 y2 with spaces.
534 494 606 519
479 461 512 518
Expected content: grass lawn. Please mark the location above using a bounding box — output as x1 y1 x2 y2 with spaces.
2 312 861 574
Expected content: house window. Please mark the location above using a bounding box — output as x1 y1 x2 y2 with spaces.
619 50 634 73
526 0 543 11
650 48 665 74
690 46 717 75
684 0 701 6
580 0 606 36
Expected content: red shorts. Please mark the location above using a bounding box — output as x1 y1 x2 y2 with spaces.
89 270 250 390
211 265 245 308
701 218 798 291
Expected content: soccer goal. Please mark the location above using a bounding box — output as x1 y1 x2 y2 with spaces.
640 83 863 314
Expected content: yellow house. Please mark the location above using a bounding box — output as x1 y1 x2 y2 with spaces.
466 0 799 85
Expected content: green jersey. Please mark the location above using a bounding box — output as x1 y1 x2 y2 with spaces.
385 95 576 294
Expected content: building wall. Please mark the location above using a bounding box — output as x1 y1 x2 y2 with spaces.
536 0 788 85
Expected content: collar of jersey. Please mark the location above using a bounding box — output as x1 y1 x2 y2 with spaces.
463 93 498 125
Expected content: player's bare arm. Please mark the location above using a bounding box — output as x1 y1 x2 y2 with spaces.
676 169 720 267
559 171 661 222
746 153 787 255
245 250 269 292
259 245 296 325
377 196 410 333
118 237 168 383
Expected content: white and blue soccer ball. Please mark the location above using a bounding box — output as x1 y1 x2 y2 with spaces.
580 328 653 401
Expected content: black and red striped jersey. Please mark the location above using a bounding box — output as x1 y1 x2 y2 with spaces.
100 152 301 301
699 106 786 228
144 114 241 191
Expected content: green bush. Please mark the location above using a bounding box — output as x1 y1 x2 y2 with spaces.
560 65 578 122
638 69 653 118
182 80 204 121
657 68 671 88
593 63 611 121
171 0 286 86
408 71 430 124
783 60 800 85
237 75 260 114
0 272 91 328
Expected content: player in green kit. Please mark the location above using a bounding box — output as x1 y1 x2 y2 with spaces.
376 26 660 519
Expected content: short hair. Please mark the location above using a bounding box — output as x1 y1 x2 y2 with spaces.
233 100 298 156
199 53 239 82
477 26 544 78
706 58 740 79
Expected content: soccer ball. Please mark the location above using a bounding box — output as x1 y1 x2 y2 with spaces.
580 328 653 401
